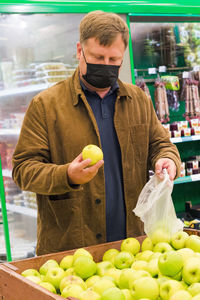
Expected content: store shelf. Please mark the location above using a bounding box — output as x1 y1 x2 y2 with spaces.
0 84 48 98
5 203 37 218
170 135 200 143
174 174 200 185
0 128 21 136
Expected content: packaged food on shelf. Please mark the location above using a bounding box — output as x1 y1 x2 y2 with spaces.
35 62 66 71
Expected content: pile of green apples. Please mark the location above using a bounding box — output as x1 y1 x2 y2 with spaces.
21 229 200 300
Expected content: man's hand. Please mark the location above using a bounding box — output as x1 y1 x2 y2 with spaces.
67 153 104 185
155 158 176 181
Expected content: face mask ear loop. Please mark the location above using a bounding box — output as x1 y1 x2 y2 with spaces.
81 47 87 64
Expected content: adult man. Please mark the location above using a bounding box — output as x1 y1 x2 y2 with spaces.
12 11 181 255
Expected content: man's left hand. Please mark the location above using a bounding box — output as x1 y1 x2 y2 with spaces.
155 158 176 181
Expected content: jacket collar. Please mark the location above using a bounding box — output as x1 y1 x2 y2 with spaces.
70 67 132 106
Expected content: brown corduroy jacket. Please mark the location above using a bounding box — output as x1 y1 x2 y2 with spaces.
12 68 181 255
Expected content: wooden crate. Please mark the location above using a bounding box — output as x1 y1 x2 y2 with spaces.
0 236 145 300
0 229 199 300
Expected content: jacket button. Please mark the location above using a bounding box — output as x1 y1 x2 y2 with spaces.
96 233 102 239
95 198 101 204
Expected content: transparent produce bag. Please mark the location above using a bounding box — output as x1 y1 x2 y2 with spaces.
133 169 184 242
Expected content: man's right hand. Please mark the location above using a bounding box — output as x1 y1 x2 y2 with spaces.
67 153 104 185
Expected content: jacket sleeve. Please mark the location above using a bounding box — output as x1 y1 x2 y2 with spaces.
146 92 181 179
12 96 81 195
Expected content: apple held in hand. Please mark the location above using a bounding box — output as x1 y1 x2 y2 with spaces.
158 251 183 277
121 237 140 255
82 144 103 166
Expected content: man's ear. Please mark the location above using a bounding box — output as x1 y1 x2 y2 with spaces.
76 42 82 60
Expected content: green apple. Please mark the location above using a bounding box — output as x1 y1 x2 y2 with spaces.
182 257 200 285
92 278 116 295
130 277 159 300
153 242 173 253
141 237 153 251
158 250 183 277
74 256 97 280
21 268 40 278
102 248 119 265
192 295 200 300
150 227 171 245
169 290 192 300
159 279 184 300
131 260 148 271
73 248 93 262
146 258 159 278
114 251 134 269
128 270 151 287
104 268 122 286
59 254 74 270
39 259 59 276
65 267 75 276
188 282 200 296
148 251 162 261
59 274 87 293
171 231 189 250
96 261 113 276
185 235 200 252
44 267 66 290
79 288 101 300
121 237 140 255
61 283 84 298
176 248 195 261
101 287 125 300
85 275 101 288
39 281 57 294
82 144 103 166
26 275 42 284
121 289 134 300
137 250 154 261
118 268 136 289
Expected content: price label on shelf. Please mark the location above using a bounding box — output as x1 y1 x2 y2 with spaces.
158 66 167 73
182 71 189 78
192 135 200 141
191 174 200 182
148 68 157 75
170 137 182 143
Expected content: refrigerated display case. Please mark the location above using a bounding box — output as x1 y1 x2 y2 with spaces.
0 0 200 261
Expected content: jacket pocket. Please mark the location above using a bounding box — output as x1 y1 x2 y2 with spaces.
130 124 149 165
48 196 82 232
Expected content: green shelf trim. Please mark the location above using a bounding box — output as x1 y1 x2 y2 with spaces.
0 156 12 262
174 174 200 184
127 14 135 84
0 0 200 14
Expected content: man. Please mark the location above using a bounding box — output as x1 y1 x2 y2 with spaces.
12 11 181 255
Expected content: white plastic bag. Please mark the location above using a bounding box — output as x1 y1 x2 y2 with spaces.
133 169 184 240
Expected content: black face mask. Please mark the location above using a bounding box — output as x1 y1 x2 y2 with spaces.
82 49 121 89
